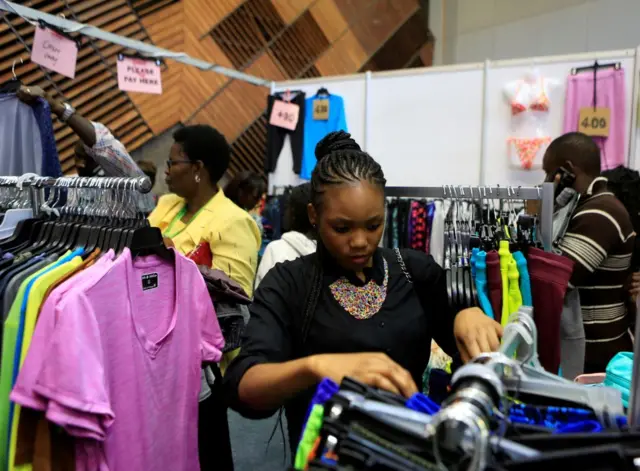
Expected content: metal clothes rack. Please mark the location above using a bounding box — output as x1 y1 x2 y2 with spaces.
0 175 152 217
384 183 554 252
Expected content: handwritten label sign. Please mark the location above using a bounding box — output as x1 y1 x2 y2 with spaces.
313 98 329 120
578 107 611 137
269 100 300 131
117 55 163 94
31 26 78 79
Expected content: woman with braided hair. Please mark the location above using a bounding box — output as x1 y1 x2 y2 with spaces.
224 131 502 454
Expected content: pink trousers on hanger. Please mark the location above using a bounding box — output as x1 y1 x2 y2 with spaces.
563 68 626 170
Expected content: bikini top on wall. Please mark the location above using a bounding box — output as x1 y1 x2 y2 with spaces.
510 77 551 115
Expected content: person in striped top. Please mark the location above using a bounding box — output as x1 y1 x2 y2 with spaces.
543 132 636 373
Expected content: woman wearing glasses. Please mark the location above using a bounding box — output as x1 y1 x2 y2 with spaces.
149 124 261 297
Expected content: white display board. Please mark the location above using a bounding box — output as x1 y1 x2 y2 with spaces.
269 47 640 192
269 75 366 192
367 65 485 187
483 50 636 186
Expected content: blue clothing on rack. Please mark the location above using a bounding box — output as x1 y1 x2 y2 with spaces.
32 98 62 177
0 94 61 177
513 251 532 306
475 250 494 319
301 94 347 180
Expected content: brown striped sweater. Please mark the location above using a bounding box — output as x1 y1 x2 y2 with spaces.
558 177 636 372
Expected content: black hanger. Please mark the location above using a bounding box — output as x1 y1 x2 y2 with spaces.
129 224 174 262
0 218 36 250
571 60 620 75
316 87 330 96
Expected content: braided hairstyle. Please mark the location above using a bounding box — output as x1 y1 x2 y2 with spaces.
300 131 386 344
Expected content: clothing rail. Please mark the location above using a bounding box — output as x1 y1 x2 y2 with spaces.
30 176 152 193
0 1 271 87
0 175 152 218
384 182 554 252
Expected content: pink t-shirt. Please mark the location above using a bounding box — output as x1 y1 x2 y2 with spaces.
18 249 224 471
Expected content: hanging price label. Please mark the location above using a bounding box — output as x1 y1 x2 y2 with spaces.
269 100 300 131
578 107 611 137
313 98 329 120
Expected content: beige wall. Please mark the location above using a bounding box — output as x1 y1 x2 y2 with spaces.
431 0 640 65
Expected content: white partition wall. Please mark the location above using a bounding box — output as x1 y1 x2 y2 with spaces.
367 64 485 186
482 49 636 186
268 74 366 192
269 48 639 191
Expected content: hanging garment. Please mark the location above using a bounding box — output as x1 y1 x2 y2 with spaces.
409 201 428 252
485 250 503 325
0 95 43 177
560 288 585 380
10 249 225 471
430 201 445 266
603 352 632 407
0 250 81 471
0 94 61 178
498 241 511 327
474 250 494 319
563 68 626 170
507 136 552 170
527 247 574 373
507 254 523 315
7 251 88 469
265 91 306 175
301 94 347 180
513 251 532 306
425 202 435 254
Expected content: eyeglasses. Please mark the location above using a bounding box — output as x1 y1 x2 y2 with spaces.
166 159 192 169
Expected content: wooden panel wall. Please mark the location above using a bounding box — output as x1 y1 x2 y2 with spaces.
1 0 429 177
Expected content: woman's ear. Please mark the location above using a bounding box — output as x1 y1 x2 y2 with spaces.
307 203 317 227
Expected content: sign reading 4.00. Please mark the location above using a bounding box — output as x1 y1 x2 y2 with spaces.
578 107 611 137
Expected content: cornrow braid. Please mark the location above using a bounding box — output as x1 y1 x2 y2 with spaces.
300 131 386 345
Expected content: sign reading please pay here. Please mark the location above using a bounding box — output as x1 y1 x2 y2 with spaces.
117 55 163 94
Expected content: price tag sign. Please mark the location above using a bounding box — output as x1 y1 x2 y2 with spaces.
578 107 611 137
313 98 329 120
117 55 163 94
269 100 300 131
31 26 78 79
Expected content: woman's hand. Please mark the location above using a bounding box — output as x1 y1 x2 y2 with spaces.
309 352 418 398
454 307 503 363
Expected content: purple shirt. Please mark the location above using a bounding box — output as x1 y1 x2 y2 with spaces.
11 249 224 470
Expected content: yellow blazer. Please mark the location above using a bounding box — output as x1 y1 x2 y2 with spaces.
149 190 261 297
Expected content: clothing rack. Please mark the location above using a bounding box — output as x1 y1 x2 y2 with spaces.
0 175 152 217
384 183 554 252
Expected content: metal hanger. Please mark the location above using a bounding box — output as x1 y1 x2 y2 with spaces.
0 58 23 93
474 307 624 422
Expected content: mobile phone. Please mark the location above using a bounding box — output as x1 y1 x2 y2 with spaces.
554 166 576 198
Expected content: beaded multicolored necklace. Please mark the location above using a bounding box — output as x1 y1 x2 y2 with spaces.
329 258 389 320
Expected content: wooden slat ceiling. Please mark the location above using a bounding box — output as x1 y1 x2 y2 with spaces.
1 0 431 178
1 0 158 174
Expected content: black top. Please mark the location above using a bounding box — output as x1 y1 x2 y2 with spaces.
223 247 458 453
